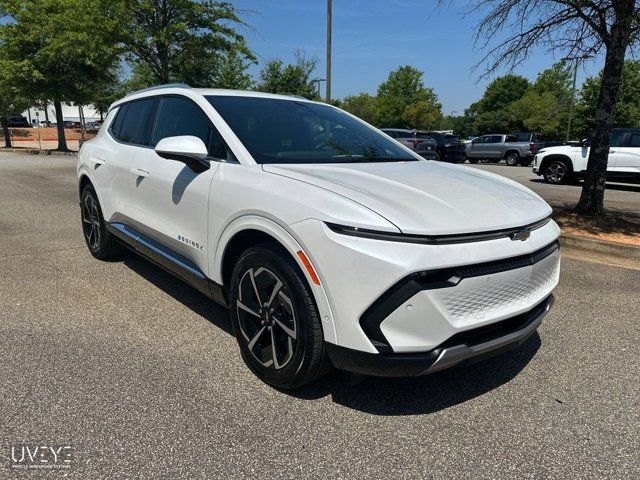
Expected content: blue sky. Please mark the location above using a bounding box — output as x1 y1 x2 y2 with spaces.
235 0 604 114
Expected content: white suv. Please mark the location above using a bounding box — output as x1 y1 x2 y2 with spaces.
533 128 640 184
78 85 561 389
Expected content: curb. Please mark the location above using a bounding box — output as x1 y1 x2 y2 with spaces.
0 148 77 156
560 233 640 262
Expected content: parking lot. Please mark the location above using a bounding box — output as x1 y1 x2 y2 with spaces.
468 162 640 215
1 152 638 478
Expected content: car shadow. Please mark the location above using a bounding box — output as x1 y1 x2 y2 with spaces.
289 334 541 416
120 251 541 416
123 253 233 336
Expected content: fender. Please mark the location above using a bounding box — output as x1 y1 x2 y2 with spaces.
213 215 338 344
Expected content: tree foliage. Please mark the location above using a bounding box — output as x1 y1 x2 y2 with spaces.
257 51 319 99
575 59 640 137
340 93 381 125
466 74 529 134
377 66 442 128
0 0 122 150
509 63 572 139
119 0 253 86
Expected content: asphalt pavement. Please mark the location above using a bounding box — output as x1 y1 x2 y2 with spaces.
468 162 640 215
0 152 638 479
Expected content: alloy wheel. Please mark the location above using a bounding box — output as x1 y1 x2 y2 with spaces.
547 163 566 183
82 193 102 250
236 267 297 370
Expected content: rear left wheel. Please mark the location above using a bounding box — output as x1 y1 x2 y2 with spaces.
505 152 520 166
80 185 126 260
229 245 330 389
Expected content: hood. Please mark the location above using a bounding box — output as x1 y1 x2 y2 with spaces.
263 161 551 235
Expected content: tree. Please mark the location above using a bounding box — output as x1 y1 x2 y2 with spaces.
402 100 443 130
454 0 640 216
377 66 442 128
0 58 35 147
509 62 573 138
0 0 122 151
341 93 381 125
120 0 253 86
467 74 530 133
212 50 254 90
575 60 640 138
257 51 320 99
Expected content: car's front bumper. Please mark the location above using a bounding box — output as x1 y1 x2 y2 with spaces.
288 218 561 355
326 294 553 376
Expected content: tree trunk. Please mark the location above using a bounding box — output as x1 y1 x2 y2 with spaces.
1 115 11 148
54 100 69 151
44 102 50 125
575 1 634 216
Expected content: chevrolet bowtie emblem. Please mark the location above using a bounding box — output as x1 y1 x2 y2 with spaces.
510 230 531 241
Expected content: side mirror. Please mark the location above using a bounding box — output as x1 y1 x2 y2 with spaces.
581 138 591 147
155 135 210 173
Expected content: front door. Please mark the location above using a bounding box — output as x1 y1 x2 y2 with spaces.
128 95 230 278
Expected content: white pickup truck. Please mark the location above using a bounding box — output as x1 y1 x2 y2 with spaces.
533 128 640 184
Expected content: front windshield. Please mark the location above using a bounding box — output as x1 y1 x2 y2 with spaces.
206 96 418 164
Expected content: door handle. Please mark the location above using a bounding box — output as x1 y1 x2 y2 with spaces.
131 168 150 178
90 157 105 165
610 150 616 153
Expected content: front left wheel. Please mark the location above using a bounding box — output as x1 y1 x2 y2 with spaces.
229 245 330 389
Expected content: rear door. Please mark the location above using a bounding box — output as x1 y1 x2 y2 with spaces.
99 98 159 224
611 131 640 177
127 95 230 277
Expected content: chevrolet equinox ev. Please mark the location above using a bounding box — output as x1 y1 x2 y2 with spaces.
77 85 561 389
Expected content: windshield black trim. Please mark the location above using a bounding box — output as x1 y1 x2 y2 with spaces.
325 216 552 245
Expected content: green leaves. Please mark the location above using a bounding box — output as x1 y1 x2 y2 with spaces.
376 66 442 128
119 0 254 85
257 52 319 100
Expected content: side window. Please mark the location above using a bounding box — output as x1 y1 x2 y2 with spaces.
117 98 159 145
628 133 640 147
475 136 488 144
152 96 229 159
488 135 502 143
610 130 625 147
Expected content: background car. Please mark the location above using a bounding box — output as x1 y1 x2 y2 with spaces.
380 128 438 160
424 131 467 163
533 128 640 184
6 115 31 127
465 133 538 166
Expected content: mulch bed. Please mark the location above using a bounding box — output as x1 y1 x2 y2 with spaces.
552 208 640 246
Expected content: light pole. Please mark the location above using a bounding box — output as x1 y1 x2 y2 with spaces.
565 59 579 141
35 112 42 151
326 0 332 102
314 79 326 100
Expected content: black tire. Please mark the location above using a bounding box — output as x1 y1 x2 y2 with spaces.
505 151 520 166
543 159 570 184
468 157 479 164
80 184 126 260
229 245 330 390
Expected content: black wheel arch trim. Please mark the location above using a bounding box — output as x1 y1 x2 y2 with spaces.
359 240 560 353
